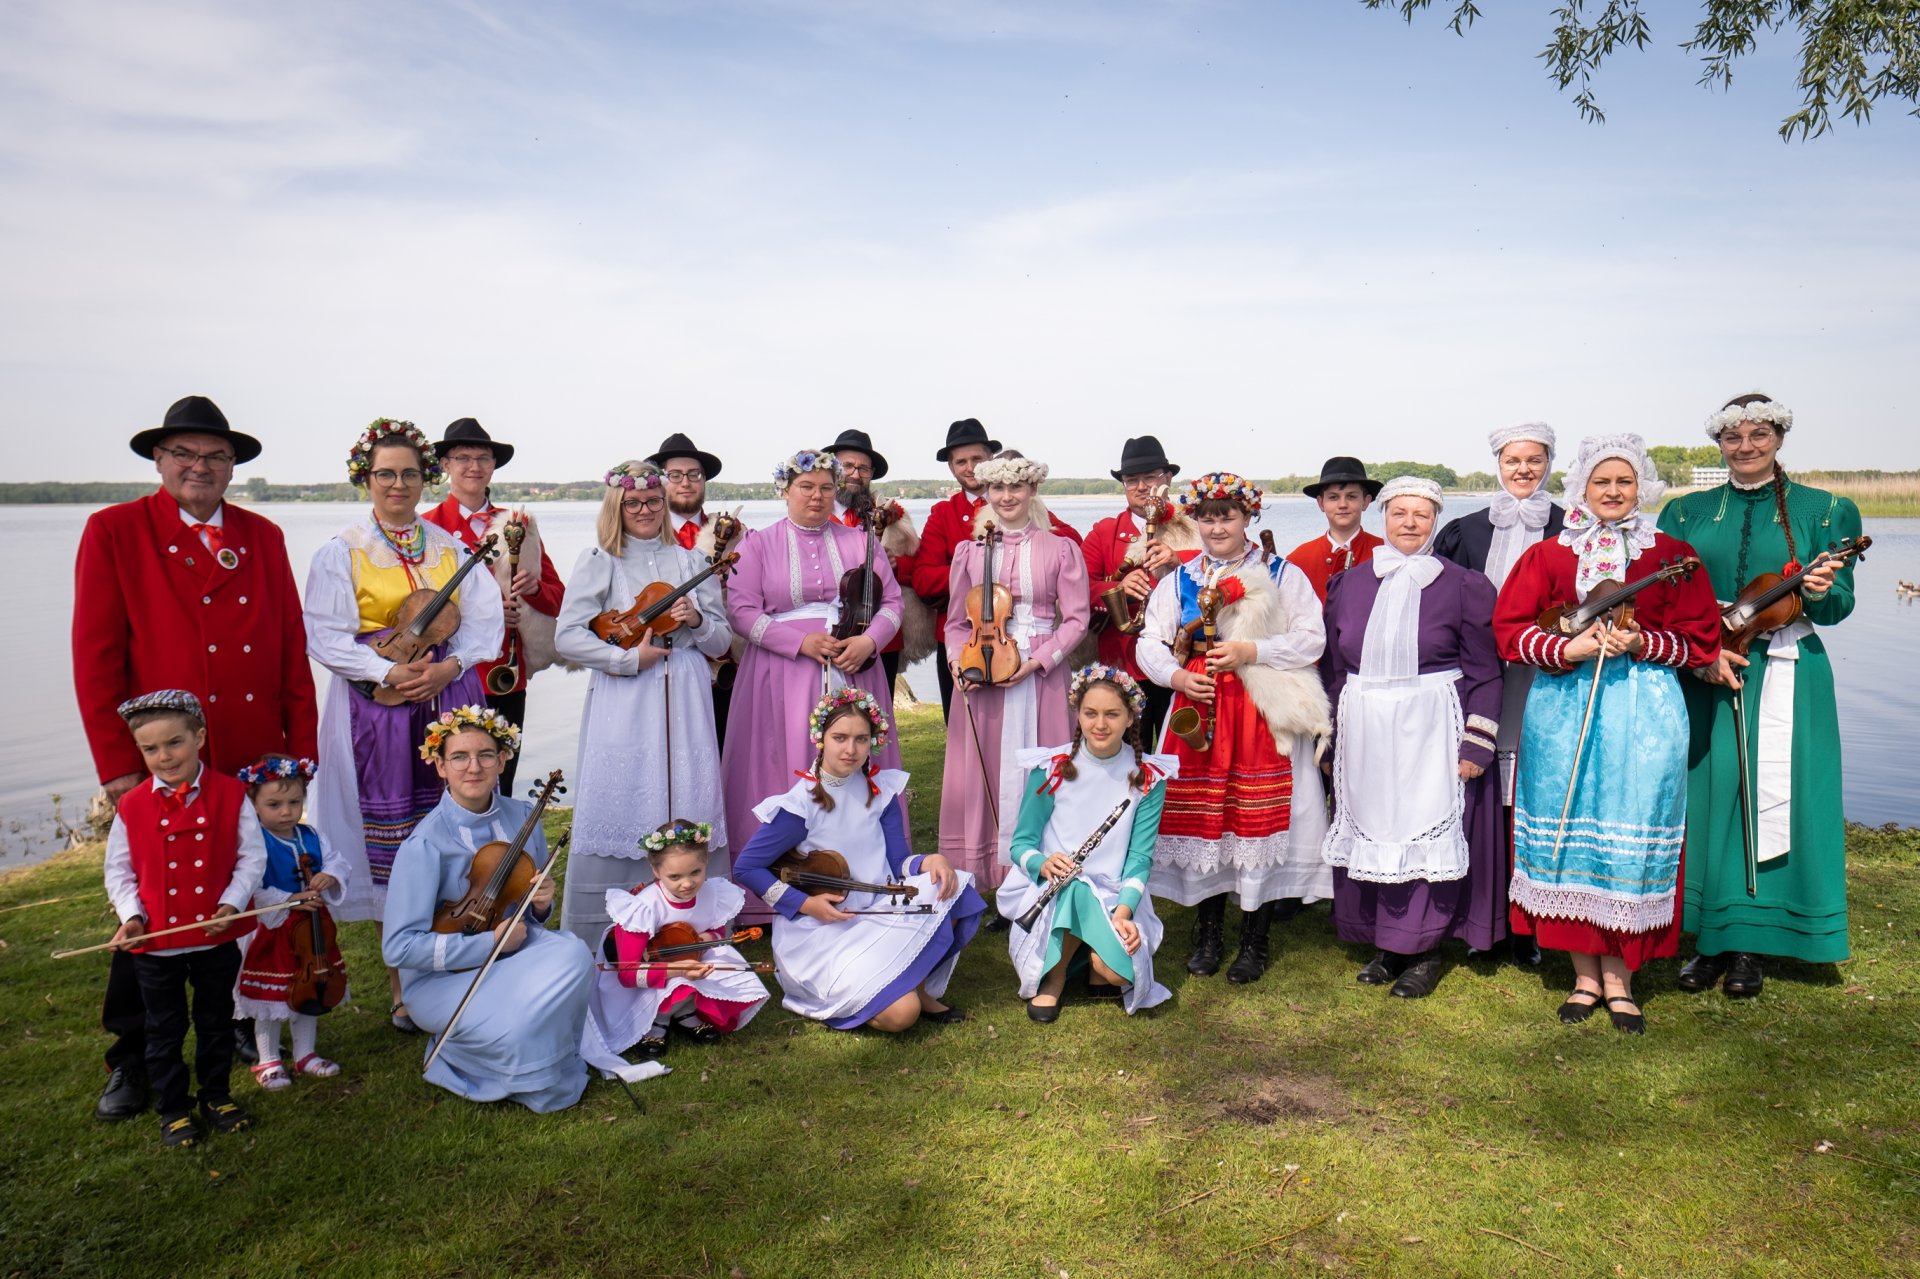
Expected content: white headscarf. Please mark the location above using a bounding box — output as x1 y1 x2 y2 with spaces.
1360 477 1445 684
1557 434 1664 601
1485 422 1557 588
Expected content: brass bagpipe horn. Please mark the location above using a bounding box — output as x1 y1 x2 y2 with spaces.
486 515 529 695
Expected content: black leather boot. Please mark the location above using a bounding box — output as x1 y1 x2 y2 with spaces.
1722 952 1764 998
1226 903 1276 985
1186 895 1228 976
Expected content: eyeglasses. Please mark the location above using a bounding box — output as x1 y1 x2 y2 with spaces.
1122 472 1170 488
444 750 500 769
621 495 666 513
371 469 425 486
1720 428 1779 447
663 469 705 484
161 446 235 470
444 452 495 468
837 462 874 478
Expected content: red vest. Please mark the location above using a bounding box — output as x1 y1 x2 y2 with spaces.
1285 530 1384 604
118 772 255 952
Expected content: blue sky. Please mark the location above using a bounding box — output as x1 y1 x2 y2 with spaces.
2 1 1915 484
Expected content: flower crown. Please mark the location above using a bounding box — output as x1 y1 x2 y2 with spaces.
236 756 317 786
419 704 523 762
808 686 891 750
1069 663 1146 718
1705 397 1793 442
605 460 665 491
1178 471 1263 519
348 418 442 489
773 449 843 494
641 819 712 853
975 455 1049 488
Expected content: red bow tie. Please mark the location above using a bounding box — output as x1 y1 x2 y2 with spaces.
192 523 225 554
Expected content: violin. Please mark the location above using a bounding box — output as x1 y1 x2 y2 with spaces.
1535 557 1702 637
772 848 920 902
433 771 566 940
1720 537 1871 657
956 521 1020 686
590 552 740 649
646 921 763 963
285 849 346 1016
351 533 499 705
829 492 887 672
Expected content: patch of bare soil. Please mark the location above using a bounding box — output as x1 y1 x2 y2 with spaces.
1197 1070 1352 1126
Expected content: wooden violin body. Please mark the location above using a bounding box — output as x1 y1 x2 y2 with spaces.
647 921 763 961
772 848 919 901
591 552 739 650
432 771 565 939
1536 557 1704 638
957 522 1021 686
829 495 884 672
285 851 347 1016
1720 536 1871 657
358 533 500 706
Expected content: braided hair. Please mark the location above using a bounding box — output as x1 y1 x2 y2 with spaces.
807 704 882 812
1722 392 1798 566
1060 677 1148 791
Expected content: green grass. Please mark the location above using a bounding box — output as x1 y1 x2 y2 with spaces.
2 706 1916 1277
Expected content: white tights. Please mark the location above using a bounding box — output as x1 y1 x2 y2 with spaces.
254 1014 320 1064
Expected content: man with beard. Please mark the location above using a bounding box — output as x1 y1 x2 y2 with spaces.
649 433 747 745
824 429 931 694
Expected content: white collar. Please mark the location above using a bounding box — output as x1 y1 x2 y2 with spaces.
1326 528 1361 550
671 510 704 531
179 505 224 529
154 763 205 797
457 499 494 522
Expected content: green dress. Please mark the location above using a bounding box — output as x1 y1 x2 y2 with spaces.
1658 480 1862 963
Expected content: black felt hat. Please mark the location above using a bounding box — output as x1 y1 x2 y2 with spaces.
434 417 515 467
1109 435 1180 481
128 395 262 465
1303 456 1382 499
646 432 723 480
936 417 1001 463
822 428 889 480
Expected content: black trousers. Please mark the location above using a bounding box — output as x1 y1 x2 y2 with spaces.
712 668 735 752
935 642 955 721
880 647 902 701
101 948 148 1072
486 687 528 793
1140 678 1174 752
130 942 242 1116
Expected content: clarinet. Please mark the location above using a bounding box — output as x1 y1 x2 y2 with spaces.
1015 797 1135 932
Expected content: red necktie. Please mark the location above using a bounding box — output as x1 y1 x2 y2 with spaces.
675 519 701 550
158 786 189 815
192 523 225 554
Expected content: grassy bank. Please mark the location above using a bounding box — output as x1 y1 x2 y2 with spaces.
2 708 1916 1278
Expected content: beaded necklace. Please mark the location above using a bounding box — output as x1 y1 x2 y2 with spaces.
375 517 428 589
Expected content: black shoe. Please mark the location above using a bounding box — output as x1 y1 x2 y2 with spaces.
681 1019 722 1045
1083 976 1124 1000
199 1097 254 1134
159 1112 203 1150
920 1004 968 1024
1026 998 1061 1024
1557 986 1604 1024
983 913 1011 933
232 1021 259 1065
1605 995 1646 1034
95 1065 149 1122
1226 903 1276 985
1187 895 1228 977
636 1033 668 1058
1676 952 1729 993
1507 935 1543 968
1723 953 1764 999
1389 951 1446 999
1355 952 1406 986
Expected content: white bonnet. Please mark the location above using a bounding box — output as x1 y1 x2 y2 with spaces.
1377 474 1444 514
1488 422 1556 463
1560 433 1666 510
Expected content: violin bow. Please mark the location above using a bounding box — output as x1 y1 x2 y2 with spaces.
423 827 572 1074
957 683 1000 830
1730 691 1759 896
1549 618 1613 864
52 899 317 959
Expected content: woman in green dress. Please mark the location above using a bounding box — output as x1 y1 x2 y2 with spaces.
1657 392 1862 998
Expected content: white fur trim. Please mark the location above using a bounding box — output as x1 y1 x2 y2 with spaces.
1216 560 1333 755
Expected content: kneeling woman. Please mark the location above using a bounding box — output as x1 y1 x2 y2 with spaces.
734 689 985 1032
1000 665 1177 1021
1495 436 1719 1033
382 707 594 1110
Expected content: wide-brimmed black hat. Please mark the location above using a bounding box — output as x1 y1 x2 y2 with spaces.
1109 435 1180 481
646 432 723 480
936 417 1001 463
128 395 262 465
1303 455 1382 499
822 428 889 480
434 417 514 467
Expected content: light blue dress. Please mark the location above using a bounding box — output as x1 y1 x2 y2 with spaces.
382 792 593 1113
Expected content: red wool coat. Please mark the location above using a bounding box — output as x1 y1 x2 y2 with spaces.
1285 531 1384 605
909 490 1083 634
72 490 318 785
420 496 565 695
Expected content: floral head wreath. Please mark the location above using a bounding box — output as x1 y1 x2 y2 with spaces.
348 418 442 489
974 455 1050 488
1069 663 1147 719
236 756 317 786
1178 471 1263 519
1704 395 1793 443
419 704 523 762
773 449 843 495
605 460 665 491
641 818 713 854
808 686 891 751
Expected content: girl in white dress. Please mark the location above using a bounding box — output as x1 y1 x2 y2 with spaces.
998 665 1178 1021
732 688 986 1032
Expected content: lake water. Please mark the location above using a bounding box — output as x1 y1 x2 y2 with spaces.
6 495 1915 868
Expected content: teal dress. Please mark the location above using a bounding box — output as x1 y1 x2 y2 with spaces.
1658 480 1862 963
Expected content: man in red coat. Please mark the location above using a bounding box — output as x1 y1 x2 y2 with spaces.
1081 435 1193 746
421 418 565 791
71 394 317 1122
649 432 747 745
909 418 1083 720
1286 456 1385 604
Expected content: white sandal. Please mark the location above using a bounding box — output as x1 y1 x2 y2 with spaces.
293 1053 341 1078
250 1061 292 1091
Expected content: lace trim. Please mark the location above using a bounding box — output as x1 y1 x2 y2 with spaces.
1321 829 1469 884
1155 832 1296 875
1510 875 1676 934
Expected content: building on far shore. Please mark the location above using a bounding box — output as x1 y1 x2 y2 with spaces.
1693 465 1730 486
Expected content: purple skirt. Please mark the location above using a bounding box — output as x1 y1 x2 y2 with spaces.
1331 770 1507 954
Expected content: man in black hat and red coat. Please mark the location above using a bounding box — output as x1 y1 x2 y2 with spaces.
648 432 747 744
71 394 318 1122
824 428 930 696
1286 456 1385 604
420 418 566 791
908 419 1083 719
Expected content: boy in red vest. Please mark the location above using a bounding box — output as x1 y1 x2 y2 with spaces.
103 691 267 1149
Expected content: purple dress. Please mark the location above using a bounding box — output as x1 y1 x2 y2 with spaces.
1321 559 1506 953
721 517 903 915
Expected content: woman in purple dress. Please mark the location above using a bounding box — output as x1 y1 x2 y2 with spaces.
721 449 903 916
1320 476 1505 999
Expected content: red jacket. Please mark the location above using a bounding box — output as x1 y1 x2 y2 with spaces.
909 490 1083 633
1082 508 1193 678
72 490 318 785
119 772 255 952
420 497 564 695
1286 531 1384 605
1493 534 1721 673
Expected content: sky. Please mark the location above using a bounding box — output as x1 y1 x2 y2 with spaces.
2 0 1916 485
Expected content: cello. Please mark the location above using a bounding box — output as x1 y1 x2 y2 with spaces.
286 849 347 1016
590 552 740 649
956 521 1020 686
351 533 500 704
432 770 567 942
829 492 888 673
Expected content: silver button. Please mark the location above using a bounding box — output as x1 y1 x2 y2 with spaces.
208 694 217 702
168 545 179 553
243 645 252 653
169 888 177 895
202 596 211 604
169 916 178 923
168 862 176 869
195 886 205 894
160 819 169 827
245 693 254 701
238 596 248 604
208 644 217 653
